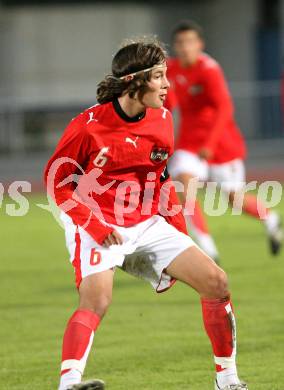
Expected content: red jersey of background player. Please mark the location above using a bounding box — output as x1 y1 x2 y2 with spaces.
44 100 187 245
166 53 246 164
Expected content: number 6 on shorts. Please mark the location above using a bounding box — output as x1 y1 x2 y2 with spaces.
90 248 101 266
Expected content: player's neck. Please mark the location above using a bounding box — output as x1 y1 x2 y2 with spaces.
117 95 145 119
180 55 200 67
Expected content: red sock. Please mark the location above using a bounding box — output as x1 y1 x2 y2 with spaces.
185 199 209 234
201 297 236 372
242 194 268 220
61 309 101 376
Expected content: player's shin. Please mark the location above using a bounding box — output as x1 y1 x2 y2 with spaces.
241 193 268 219
59 309 101 390
201 296 241 388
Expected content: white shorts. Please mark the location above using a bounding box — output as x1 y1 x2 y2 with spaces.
169 149 245 192
60 213 195 293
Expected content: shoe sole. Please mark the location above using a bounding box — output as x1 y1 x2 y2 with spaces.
68 379 105 390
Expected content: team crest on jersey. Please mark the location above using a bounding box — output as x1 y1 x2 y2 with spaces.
176 74 187 85
150 146 169 163
189 84 203 95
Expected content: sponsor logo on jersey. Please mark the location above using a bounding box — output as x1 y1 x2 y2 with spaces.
125 136 139 148
87 112 98 124
150 146 169 163
189 84 203 95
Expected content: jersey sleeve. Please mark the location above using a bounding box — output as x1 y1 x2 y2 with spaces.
44 115 114 245
158 167 188 235
202 65 234 153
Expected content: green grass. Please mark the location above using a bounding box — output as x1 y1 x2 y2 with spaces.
0 193 284 389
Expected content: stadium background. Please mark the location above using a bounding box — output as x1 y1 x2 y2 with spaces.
0 1 284 389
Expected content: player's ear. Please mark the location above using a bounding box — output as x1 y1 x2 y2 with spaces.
122 75 134 82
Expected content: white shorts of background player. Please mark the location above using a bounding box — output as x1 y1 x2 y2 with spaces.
169 149 245 193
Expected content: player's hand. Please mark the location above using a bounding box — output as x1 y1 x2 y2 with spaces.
198 147 213 160
102 230 123 248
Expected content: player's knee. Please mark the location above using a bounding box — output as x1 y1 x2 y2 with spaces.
207 268 229 298
95 294 112 317
79 292 112 318
228 191 238 205
176 173 196 202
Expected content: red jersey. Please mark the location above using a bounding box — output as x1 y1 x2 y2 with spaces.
44 100 187 245
166 54 246 163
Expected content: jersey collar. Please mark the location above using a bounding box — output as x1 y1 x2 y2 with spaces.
112 99 146 123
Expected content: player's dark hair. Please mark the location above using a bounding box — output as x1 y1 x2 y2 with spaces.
172 20 204 40
97 37 167 104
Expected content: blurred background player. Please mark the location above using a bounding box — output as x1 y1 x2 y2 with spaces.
166 20 283 261
45 38 248 390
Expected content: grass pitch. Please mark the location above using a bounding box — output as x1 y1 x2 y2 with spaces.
0 193 284 390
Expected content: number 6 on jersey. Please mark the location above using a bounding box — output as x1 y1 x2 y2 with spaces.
93 147 109 167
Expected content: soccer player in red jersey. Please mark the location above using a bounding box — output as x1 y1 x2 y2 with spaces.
45 38 248 390
166 21 283 261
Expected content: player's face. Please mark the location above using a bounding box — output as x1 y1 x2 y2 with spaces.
141 66 170 109
174 30 204 65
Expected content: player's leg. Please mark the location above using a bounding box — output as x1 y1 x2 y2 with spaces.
228 190 283 255
123 216 247 388
176 171 219 261
169 150 219 260
212 159 283 255
58 217 124 390
166 247 246 389
59 270 114 390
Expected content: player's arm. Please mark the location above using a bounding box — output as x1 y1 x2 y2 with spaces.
201 65 234 157
44 116 119 246
158 166 188 235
